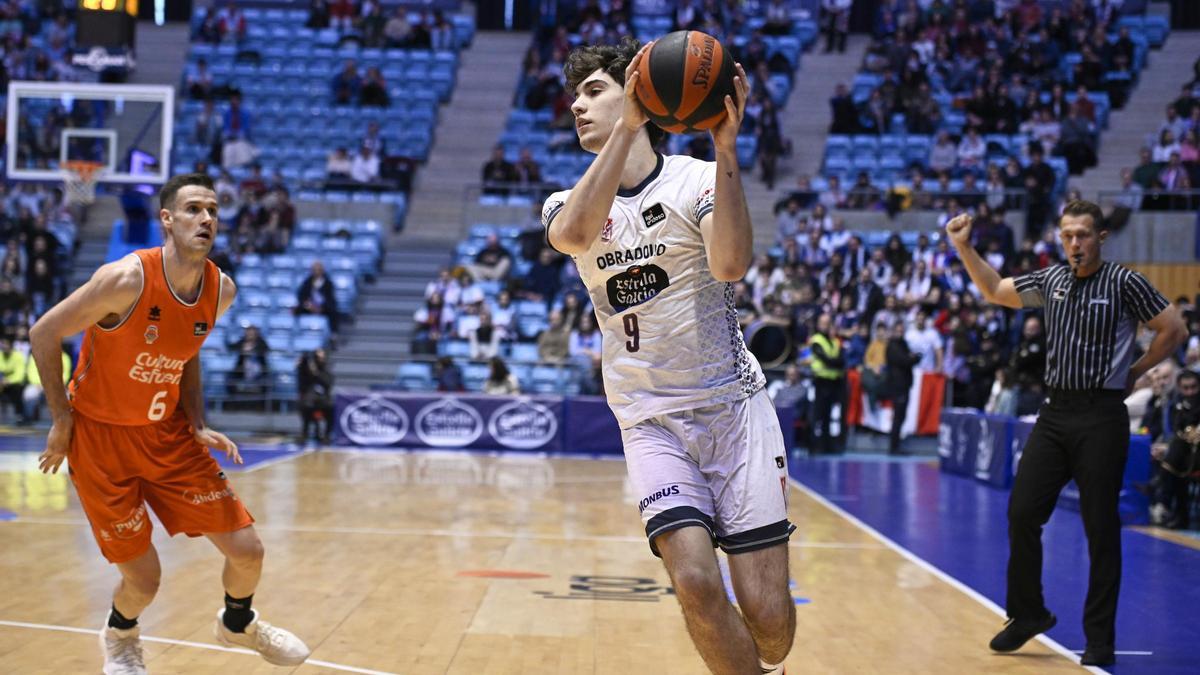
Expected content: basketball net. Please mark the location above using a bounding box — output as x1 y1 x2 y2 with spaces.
63 160 105 206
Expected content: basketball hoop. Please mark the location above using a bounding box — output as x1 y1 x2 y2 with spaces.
63 160 106 206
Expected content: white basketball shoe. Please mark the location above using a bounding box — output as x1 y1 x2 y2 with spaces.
213 609 311 666
100 613 147 675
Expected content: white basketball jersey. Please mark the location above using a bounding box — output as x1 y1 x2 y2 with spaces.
542 154 765 428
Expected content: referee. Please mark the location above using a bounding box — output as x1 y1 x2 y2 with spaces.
946 200 1186 666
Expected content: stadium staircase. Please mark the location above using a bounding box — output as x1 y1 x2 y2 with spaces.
750 34 868 251
331 240 448 388
401 31 530 242
1074 29 1200 196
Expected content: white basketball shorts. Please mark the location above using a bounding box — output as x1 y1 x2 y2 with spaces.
621 387 795 557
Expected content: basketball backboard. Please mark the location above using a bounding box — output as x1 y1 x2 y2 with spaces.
5 81 173 184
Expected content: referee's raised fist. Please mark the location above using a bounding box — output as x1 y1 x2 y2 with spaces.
945 213 972 246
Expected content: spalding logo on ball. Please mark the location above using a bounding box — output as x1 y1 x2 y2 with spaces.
635 30 736 134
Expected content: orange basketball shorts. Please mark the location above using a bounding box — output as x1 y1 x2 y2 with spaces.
67 409 254 563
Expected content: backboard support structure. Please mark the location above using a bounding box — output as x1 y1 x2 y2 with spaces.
5 81 173 185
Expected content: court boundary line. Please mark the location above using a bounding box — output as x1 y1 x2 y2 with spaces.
236 447 315 473
0 515 886 549
0 619 398 674
787 477 1106 675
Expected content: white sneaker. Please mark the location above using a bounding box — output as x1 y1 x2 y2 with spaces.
100 614 148 675
213 609 310 666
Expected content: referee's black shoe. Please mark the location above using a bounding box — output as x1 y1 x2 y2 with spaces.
1080 645 1116 666
988 613 1057 652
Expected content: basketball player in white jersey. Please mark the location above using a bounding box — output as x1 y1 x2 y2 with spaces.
542 39 795 674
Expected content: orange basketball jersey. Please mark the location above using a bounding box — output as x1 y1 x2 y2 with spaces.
69 248 222 426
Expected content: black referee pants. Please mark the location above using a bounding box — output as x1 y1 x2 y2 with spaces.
1006 391 1129 648
810 377 844 454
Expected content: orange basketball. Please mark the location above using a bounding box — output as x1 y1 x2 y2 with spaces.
635 31 736 134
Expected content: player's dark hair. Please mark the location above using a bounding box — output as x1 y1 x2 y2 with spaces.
564 37 667 148
159 172 215 210
1058 199 1106 232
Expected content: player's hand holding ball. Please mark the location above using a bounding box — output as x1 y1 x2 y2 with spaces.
620 42 652 133
634 31 738 136
945 213 974 249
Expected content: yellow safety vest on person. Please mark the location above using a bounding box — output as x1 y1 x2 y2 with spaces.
0 349 26 386
807 333 843 381
26 351 72 387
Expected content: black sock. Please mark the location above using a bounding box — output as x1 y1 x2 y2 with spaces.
108 605 138 630
222 593 254 633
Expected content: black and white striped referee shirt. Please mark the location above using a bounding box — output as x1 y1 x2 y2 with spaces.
1013 261 1169 391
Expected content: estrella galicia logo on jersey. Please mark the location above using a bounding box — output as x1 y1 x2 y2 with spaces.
607 264 670 312
415 398 484 447
144 325 159 344
193 322 209 336
638 485 680 513
641 203 667 229
340 396 409 445
148 305 161 321
488 399 559 450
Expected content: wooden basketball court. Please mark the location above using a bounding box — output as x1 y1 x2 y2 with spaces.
0 449 1086 673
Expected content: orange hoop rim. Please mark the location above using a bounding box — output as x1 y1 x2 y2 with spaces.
63 160 106 182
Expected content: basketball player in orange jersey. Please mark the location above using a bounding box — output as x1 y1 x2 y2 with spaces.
32 174 309 674
544 40 794 674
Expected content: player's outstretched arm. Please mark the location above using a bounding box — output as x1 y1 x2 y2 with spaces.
701 61 753 282
551 43 652 255
32 256 143 473
944 214 1022 309
217 273 238 319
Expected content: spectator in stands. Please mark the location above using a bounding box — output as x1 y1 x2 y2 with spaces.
1130 147 1158 188
306 0 330 28
514 147 542 187
329 0 355 32
569 312 602 369
1152 129 1182 164
829 83 859 134
1058 105 1097 174
956 128 987 173
0 339 26 423
928 132 957 174
1021 108 1060 152
821 0 851 53
482 145 518 197
1022 146 1056 236
1011 314 1047 415
885 321 920 454
845 172 882 210
381 7 411 46
434 356 464 392
193 100 222 165
468 234 512 282
296 261 339 334
196 8 221 42
468 310 502 360
905 310 942 372
1161 103 1189 142
216 1 246 43
537 309 571 363
350 144 381 184
426 268 462 306
521 247 562 306
361 2 387 47
187 58 215 100
483 356 521 395
776 198 805 244
227 325 269 410
331 60 361 105
21 339 69 424
326 146 352 182
430 10 454 50
819 175 847 210
221 93 257 168
359 67 389 107
297 349 333 443
412 291 454 354
1113 168 1143 212
757 97 784 189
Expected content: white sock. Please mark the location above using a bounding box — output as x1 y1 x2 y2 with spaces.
760 660 783 674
